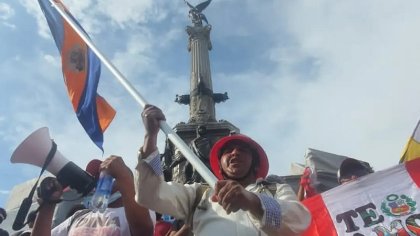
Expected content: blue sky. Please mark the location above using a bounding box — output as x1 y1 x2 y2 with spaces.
2 0 420 208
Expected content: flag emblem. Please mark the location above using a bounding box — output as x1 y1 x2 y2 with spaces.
67 45 85 72
381 194 416 217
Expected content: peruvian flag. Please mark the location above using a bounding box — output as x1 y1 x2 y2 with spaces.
302 158 420 236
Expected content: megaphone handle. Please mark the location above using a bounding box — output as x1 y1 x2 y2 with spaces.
12 198 32 230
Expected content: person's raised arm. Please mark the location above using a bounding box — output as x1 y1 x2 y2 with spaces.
101 155 154 236
140 105 166 158
136 105 196 221
32 177 63 236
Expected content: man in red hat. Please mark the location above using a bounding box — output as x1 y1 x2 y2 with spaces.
135 105 311 236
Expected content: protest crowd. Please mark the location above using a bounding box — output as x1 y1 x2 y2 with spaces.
3 0 420 236
4 104 420 236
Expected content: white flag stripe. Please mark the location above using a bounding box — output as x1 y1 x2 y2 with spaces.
322 163 420 235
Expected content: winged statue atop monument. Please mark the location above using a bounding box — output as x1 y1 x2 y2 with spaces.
184 0 212 26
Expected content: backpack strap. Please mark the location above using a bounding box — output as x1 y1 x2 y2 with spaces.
186 184 210 229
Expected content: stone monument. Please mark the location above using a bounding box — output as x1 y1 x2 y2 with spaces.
162 0 239 184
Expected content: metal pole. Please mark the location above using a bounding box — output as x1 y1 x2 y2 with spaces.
48 0 217 187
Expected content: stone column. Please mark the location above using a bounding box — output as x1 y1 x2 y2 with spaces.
186 24 216 123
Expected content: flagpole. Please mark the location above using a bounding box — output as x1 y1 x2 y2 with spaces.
48 0 217 188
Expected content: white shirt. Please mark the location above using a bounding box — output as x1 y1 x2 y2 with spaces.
52 207 155 236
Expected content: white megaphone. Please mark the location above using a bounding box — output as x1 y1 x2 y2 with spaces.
10 127 95 231
10 127 95 195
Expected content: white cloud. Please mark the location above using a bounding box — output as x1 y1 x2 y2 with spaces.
253 0 420 172
96 0 170 28
0 2 16 29
2 21 15 29
43 53 60 67
205 0 420 175
19 0 52 39
0 2 14 20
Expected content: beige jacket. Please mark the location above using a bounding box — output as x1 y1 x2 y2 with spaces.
135 150 311 236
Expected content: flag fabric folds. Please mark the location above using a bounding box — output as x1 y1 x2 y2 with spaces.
302 158 420 236
400 120 420 163
38 0 115 150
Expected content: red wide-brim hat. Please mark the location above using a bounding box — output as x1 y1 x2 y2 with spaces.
210 134 269 180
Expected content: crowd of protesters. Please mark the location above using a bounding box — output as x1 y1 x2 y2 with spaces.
1 104 380 236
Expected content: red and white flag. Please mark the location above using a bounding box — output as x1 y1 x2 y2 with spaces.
302 158 420 236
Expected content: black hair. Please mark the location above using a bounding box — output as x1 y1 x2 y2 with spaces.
338 158 374 183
